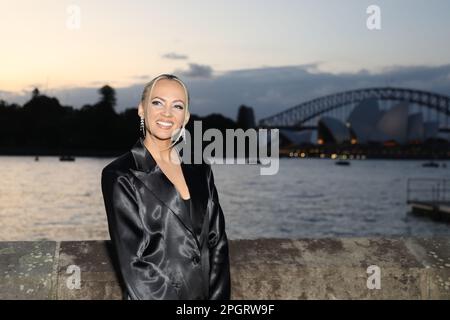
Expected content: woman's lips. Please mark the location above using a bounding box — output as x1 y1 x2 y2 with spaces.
156 120 174 129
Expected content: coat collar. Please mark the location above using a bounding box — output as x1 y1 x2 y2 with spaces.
129 137 208 250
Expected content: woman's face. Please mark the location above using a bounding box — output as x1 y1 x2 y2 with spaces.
139 78 189 142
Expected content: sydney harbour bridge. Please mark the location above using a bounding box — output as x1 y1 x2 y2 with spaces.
258 87 450 147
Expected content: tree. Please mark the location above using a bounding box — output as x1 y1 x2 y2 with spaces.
98 85 116 112
32 88 40 99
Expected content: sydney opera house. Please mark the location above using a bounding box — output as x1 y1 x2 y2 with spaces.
280 98 448 146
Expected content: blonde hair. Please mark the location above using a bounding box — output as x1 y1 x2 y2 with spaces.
141 74 190 150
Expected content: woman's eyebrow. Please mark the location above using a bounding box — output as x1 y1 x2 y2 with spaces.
153 96 185 104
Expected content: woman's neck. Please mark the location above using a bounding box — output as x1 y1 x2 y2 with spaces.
143 135 176 164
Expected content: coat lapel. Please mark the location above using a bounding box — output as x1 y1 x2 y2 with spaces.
181 160 209 248
128 138 208 249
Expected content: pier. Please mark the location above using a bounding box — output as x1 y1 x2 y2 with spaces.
407 178 450 222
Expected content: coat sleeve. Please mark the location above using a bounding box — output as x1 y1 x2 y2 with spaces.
101 169 179 300
206 165 231 300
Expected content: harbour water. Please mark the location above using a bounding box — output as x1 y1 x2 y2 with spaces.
0 156 448 241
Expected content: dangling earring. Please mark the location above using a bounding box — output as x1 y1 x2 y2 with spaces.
140 117 146 138
180 126 186 144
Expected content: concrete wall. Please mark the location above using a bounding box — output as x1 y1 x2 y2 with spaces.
1 238 449 299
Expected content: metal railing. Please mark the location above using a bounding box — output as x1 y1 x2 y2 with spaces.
407 178 450 204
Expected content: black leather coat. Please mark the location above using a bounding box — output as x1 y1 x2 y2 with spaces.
101 137 231 300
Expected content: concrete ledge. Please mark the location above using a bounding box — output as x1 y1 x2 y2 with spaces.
1 238 450 299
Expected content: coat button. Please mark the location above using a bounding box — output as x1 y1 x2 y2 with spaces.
192 254 200 264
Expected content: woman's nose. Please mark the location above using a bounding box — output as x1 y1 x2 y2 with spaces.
161 106 174 117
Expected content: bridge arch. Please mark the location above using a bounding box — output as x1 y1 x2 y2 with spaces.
258 87 450 128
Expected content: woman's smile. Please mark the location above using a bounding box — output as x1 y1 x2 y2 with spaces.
156 120 175 129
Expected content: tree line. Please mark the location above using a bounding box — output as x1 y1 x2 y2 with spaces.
0 85 255 156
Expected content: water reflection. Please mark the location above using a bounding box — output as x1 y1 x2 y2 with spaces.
0 156 448 241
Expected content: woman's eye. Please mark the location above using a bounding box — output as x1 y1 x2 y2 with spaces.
152 100 162 106
174 104 184 110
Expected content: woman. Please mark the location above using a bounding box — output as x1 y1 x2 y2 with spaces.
101 74 231 300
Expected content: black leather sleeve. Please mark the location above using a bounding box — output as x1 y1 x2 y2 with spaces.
206 166 231 300
101 169 179 300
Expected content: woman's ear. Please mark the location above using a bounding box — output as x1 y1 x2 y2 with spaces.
138 102 144 118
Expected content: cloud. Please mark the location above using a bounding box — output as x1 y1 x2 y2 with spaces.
161 52 188 60
130 75 151 80
3 63 450 122
174 63 213 78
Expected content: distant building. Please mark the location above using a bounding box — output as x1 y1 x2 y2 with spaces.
318 116 351 144
344 100 445 144
347 98 383 144
236 105 255 129
284 98 446 146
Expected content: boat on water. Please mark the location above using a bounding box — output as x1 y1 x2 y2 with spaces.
59 155 75 161
335 160 350 166
422 161 439 168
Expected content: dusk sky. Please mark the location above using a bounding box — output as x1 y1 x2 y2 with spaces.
1 0 450 120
